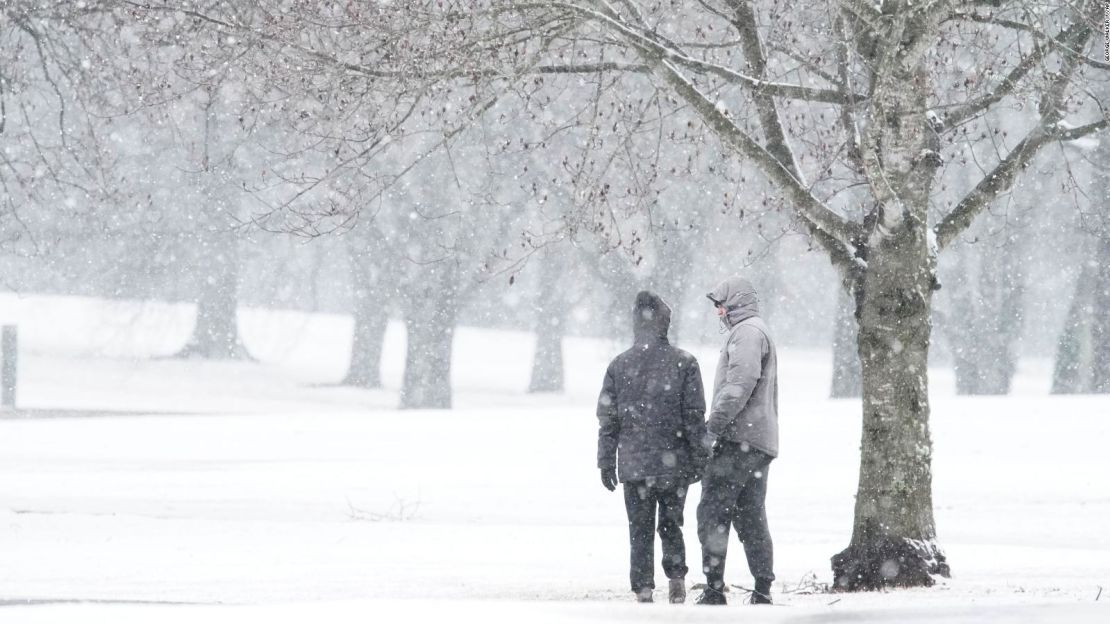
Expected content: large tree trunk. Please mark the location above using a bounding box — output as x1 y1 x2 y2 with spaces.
528 251 568 393
176 240 248 359
832 48 948 588
343 247 388 388
830 287 861 398
832 231 949 590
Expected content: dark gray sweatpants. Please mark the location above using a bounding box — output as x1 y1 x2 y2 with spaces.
696 441 775 592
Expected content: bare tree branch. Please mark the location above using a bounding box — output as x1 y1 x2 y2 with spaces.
536 1 870 103
941 19 1092 130
936 117 1109 249
950 10 1110 70
936 14 1102 249
648 57 861 270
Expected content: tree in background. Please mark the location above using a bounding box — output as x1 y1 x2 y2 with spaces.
941 211 1027 395
0 2 130 258
171 85 253 359
527 246 573 393
1053 129 1110 394
342 227 392 389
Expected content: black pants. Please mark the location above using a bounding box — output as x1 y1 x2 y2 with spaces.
623 478 689 592
697 441 774 592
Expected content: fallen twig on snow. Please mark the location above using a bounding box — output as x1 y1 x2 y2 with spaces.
346 496 422 522
780 571 830 595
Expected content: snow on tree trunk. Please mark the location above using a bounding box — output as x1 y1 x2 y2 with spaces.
831 287 861 398
343 249 388 388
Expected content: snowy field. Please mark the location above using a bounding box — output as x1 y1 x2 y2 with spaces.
1 295 1108 622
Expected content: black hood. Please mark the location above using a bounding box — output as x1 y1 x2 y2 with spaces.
633 290 672 343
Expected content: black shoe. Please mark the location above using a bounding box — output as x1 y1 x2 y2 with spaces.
635 588 654 603
668 579 686 604
751 579 773 605
695 587 727 605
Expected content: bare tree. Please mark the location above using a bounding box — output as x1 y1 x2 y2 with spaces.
137 0 1109 588
1 2 134 255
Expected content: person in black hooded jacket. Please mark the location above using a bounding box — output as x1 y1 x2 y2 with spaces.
597 290 708 603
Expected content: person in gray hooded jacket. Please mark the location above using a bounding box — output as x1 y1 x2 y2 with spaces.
597 290 708 604
695 275 778 606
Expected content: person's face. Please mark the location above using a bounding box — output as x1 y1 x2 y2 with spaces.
716 304 726 318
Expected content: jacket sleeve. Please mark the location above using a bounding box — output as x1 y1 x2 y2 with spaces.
681 357 709 464
706 326 764 436
597 363 620 470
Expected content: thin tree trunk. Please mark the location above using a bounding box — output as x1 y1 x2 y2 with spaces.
647 231 696 345
528 321 565 393
1052 259 1094 394
984 227 1025 394
948 244 982 394
1089 128 1110 393
343 247 388 388
830 287 861 398
528 252 567 393
1093 236 1110 393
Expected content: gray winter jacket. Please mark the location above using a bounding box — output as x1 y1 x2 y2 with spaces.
706 277 779 458
597 291 709 483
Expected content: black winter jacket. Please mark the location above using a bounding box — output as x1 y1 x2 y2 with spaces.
597 291 709 483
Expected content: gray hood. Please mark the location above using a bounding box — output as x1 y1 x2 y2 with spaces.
633 290 671 343
708 276 760 328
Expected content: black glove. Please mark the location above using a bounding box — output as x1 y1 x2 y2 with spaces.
601 467 618 492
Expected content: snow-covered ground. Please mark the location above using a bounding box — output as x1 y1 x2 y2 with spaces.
1 295 1108 622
